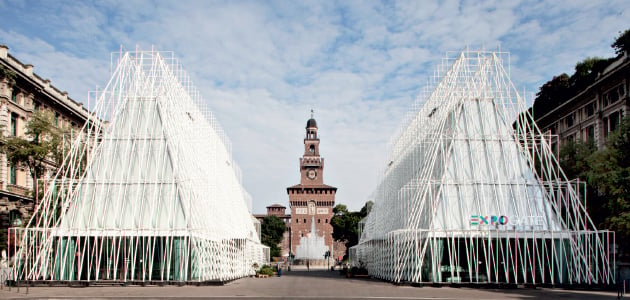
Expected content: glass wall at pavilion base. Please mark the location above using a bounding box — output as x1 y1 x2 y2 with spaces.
351 230 614 285
13 228 258 282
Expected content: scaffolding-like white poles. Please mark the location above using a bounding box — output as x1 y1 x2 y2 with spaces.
351 50 614 285
11 49 265 283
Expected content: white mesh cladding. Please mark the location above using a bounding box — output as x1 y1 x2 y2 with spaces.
352 50 614 285
432 99 561 232
13 49 265 283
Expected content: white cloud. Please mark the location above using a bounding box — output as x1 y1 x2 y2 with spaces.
0 0 628 212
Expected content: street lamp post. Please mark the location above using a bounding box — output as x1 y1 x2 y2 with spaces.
288 226 292 270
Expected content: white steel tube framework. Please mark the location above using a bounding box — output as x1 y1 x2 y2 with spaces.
11 49 265 283
351 50 614 285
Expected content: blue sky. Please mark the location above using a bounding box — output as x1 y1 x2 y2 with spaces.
1 0 628 213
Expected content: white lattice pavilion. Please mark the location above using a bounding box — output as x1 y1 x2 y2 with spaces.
12 49 265 283
351 50 614 285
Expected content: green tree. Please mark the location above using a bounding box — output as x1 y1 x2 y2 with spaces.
557 140 607 226
611 29 630 56
557 117 630 256
586 117 630 252
2 111 65 204
558 140 595 180
531 29 629 118
359 200 373 216
569 57 613 91
260 216 286 258
331 201 373 260
0 111 66 253
532 73 570 117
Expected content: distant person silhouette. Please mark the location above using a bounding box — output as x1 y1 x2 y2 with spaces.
306 260 310 271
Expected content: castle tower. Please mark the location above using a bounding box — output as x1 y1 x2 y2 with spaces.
287 111 337 260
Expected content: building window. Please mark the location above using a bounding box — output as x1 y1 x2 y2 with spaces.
10 89 18 102
54 112 59 126
304 218 306 223
34 101 40 111
587 125 595 143
10 164 17 185
606 91 618 104
609 111 620 133
565 114 573 128
296 219 299 224
325 219 328 223
604 85 625 107
9 210 23 227
10 112 18 136
585 102 595 117
318 219 320 223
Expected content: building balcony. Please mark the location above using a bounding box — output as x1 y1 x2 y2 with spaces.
6 183 31 197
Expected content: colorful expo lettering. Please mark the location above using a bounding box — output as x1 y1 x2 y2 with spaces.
470 215 508 226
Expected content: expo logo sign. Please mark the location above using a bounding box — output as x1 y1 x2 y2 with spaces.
470 215 508 226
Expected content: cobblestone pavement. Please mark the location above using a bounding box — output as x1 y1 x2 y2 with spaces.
0 266 618 299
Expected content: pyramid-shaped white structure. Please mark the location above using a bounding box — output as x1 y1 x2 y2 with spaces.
13 50 265 283
351 50 614 285
428 98 562 232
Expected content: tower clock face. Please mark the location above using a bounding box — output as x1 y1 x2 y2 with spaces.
307 169 317 180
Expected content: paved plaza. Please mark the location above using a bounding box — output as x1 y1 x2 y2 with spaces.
0 266 619 299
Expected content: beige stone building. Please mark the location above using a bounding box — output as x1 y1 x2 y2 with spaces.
535 53 629 151
0 45 94 250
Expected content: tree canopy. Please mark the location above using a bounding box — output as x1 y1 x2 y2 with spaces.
557 140 595 180
532 73 570 117
558 117 630 257
260 215 286 258
570 57 614 89
0 111 66 253
612 29 630 56
586 118 630 239
331 200 373 260
2 111 65 199
533 28 628 118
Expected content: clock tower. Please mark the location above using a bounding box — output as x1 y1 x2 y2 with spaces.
287 112 337 261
